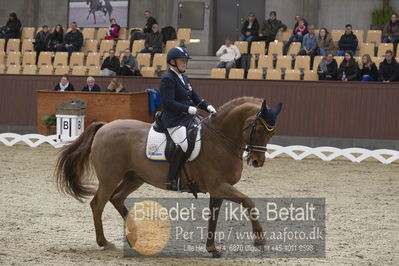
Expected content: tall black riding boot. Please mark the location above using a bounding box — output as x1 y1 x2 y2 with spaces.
165 147 186 191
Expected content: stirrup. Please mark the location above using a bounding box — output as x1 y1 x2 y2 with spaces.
165 180 183 191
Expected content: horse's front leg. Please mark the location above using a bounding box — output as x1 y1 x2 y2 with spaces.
210 183 266 247
206 197 224 258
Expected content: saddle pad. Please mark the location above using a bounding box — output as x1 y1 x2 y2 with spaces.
145 125 202 162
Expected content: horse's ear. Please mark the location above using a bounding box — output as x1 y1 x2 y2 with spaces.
274 102 283 116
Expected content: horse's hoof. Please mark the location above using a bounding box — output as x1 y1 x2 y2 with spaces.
212 251 224 258
103 242 116 250
254 239 266 251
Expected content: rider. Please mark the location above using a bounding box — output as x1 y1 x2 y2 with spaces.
160 46 216 191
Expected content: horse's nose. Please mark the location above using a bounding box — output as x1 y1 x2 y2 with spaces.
252 160 259 168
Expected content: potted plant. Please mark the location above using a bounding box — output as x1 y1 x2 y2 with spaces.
371 5 396 30
41 114 56 135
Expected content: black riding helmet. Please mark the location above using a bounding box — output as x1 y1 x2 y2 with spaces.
167 47 192 72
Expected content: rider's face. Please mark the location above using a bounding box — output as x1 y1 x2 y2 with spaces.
175 58 188 72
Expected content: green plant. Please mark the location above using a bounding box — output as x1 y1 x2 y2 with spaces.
41 114 56 129
372 6 396 25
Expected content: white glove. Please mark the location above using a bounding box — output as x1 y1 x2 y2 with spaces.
207 105 216 114
188 106 197 115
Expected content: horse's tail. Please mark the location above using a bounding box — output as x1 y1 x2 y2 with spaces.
55 122 106 202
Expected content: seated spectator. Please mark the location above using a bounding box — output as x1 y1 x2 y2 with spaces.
298 25 318 57
56 22 83 54
130 10 158 48
382 13 399 44
283 17 308 55
106 78 126 92
239 12 259 42
120 49 141 76
34 25 50 53
161 26 177 45
257 11 287 44
216 37 241 76
0 12 21 39
140 24 162 54
100 49 120 76
360 54 378 81
47 24 64 52
317 28 335 56
337 24 358 56
82 76 101 92
54 75 75 91
379 50 399 82
338 51 360 81
104 18 120 40
317 52 338 80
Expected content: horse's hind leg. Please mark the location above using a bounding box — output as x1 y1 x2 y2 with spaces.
110 171 144 219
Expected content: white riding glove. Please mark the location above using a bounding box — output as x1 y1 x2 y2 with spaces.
207 105 217 114
188 106 198 115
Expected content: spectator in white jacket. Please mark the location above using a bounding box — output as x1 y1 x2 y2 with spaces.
216 38 241 75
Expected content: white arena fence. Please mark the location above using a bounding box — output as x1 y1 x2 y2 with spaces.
1 133 398 164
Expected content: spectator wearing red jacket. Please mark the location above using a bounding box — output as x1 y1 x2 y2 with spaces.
104 18 120 40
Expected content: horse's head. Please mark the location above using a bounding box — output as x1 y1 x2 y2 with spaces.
244 100 282 167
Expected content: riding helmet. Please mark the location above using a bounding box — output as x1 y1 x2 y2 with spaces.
167 46 192 64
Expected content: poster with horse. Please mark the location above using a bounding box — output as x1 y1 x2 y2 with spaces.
68 0 129 27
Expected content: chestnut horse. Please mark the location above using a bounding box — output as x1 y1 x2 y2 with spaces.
55 97 282 257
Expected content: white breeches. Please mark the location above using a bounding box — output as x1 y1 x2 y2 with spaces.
167 126 188 152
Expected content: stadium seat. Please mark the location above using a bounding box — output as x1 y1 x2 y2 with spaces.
22 52 36 65
6 64 21 74
234 41 248 54
276 55 292 70
6 51 21 65
54 52 68 66
331 30 345 43
177 28 191 45
0 39 4 51
312 56 323 70
6 39 20 52
335 56 344 67
353 30 364 43
118 27 127 40
276 29 293 42
284 69 301 80
152 53 167 71
294 56 311 71
228 68 245 79
115 40 130 55
0 51 5 65
132 40 145 56
287 42 301 55
83 40 98 54
210 68 226 79
86 52 101 67
21 27 35 39
257 55 274 70
88 65 100 76
0 64 5 74
367 30 382 45
303 70 319 81
165 40 180 53
359 43 375 57
140 66 156 77
82 28 95 40
54 65 69 75
71 66 87 76
377 43 394 57
99 40 114 54
37 52 52 66
96 28 108 40
69 52 84 68
136 53 151 68
247 68 263 80
267 41 283 56
38 65 54 75
22 65 37 75
265 69 282 80
251 41 266 55
372 57 384 69
21 39 34 53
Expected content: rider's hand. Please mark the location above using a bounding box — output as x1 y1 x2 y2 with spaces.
188 106 197 115
207 105 216 114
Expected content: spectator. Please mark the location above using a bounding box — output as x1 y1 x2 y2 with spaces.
106 78 126 92
337 24 358 56
34 25 50 53
317 28 335 56
0 12 21 39
130 10 158 46
120 49 140 76
239 12 259 42
100 49 120 76
54 75 75 91
82 76 101 92
104 18 120 40
360 54 378 81
56 22 83 54
338 51 360 81
140 24 162 54
161 26 177 45
257 11 287 43
382 13 399 44
47 24 64 52
379 50 399 82
216 37 241 76
298 25 318 58
283 18 308 55
317 52 338 80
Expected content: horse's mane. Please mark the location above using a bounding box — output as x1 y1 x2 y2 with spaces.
217 96 262 116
